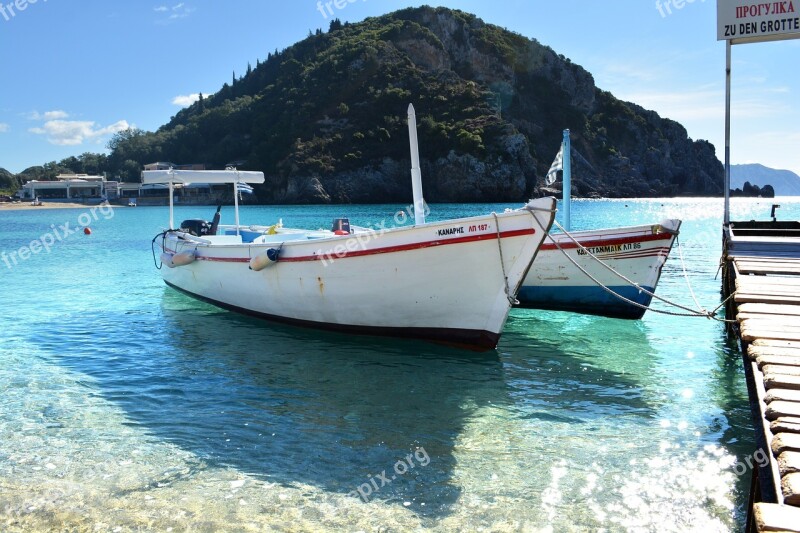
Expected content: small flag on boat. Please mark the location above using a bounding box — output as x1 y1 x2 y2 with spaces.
545 145 563 186
237 183 254 195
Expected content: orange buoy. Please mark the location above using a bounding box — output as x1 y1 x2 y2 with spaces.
83 227 92 235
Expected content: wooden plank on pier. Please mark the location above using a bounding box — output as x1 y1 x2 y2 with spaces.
783 473 800 506
735 293 800 305
772 433 800 456
736 276 800 294
763 365 800 377
765 374 800 391
741 321 800 337
778 452 800 475
766 401 800 420
740 313 800 325
743 328 800 343
737 275 800 286
755 354 800 367
740 315 800 326
739 303 800 316
737 289 800 300
751 346 800 361
754 339 800 350
772 418 800 435
766 390 800 403
743 325 800 341
753 502 800 532
737 263 800 275
741 321 800 341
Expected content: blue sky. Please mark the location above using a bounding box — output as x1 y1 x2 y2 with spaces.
1 0 798 176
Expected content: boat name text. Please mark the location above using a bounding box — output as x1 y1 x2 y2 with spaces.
437 226 465 237
577 242 642 256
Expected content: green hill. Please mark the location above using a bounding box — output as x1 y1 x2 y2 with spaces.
0 167 18 193
106 7 725 201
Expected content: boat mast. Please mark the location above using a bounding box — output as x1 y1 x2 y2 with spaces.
407 104 426 226
168 168 175 229
233 168 240 235
562 129 571 231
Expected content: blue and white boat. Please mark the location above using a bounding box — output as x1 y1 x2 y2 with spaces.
517 220 681 319
518 130 681 319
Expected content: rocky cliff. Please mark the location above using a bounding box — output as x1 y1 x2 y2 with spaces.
109 6 724 202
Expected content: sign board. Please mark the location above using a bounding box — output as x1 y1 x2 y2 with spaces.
718 0 800 43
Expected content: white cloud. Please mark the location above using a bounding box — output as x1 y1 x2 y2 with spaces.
29 119 130 146
617 85 791 124
27 110 69 121
172 93 201 107
155 2 194 24
0 123 9 133
44 110 69 120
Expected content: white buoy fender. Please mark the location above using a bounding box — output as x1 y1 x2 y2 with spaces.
161 251 196 268
250 248 280 271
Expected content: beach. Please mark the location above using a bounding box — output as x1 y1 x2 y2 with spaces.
0 201 124 211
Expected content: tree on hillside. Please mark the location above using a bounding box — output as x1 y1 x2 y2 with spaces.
0 168 19 192
107 128 152 175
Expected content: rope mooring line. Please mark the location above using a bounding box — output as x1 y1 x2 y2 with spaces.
493 212 519 306
676 234 706 314
529 217 737 322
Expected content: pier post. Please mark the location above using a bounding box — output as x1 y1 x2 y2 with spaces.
724 40 731 226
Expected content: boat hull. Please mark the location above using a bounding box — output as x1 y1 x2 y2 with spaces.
158 198 556 349
518 220 681 319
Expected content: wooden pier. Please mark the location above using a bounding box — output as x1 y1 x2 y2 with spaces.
722 221 800 532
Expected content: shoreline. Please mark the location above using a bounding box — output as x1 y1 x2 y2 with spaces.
0 202 127 211
1 196 797 212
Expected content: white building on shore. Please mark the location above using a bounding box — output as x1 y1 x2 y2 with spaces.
20 174 118 201
18 163 239 205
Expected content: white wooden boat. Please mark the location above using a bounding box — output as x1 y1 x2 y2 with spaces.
517 220 681 319
148 169 556 349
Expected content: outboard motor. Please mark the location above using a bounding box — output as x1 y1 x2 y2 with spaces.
209 205 222 235
332 218 351 235
180 219 212 236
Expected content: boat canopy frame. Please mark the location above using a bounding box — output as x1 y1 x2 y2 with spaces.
142 168 265 232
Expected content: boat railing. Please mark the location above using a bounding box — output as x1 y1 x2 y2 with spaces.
729 221 800 238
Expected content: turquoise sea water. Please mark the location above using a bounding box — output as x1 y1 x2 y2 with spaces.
2 197 799 531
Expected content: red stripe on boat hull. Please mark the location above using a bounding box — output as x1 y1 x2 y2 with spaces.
539 232 673 251
170 228 536 264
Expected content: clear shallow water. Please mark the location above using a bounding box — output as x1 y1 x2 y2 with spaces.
1 198 799 531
